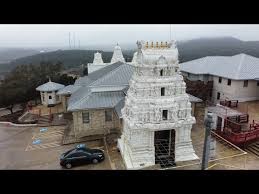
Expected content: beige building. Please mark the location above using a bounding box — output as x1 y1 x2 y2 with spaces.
180 54 259 103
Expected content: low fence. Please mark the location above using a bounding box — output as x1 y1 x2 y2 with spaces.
220 100 238 108
163 131 247 170
215 127 259 147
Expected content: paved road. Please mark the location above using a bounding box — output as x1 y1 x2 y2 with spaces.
0 124 112 170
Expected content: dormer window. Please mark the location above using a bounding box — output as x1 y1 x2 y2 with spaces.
160 69 163 76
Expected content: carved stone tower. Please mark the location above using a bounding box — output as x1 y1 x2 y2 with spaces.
93 52 104 64
111 43 125 63
118 40 198 169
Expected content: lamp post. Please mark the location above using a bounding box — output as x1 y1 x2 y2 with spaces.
201 113 213 170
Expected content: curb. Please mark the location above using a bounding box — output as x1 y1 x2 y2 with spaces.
0 121 37 127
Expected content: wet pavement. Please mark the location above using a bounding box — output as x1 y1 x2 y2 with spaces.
190 102 259 170
0 124 115 170
2 101 259 170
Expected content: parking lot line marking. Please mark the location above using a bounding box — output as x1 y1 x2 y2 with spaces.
32 129 64 135
25 141 61 151
33 130 64 136
32 133 63 139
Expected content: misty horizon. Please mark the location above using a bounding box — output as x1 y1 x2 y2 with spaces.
0 25 258 49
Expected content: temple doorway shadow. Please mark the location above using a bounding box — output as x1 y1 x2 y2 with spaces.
154 129 176 168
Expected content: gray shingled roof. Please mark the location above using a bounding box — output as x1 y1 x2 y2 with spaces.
67 62 202 112
74 61 123 86
90 63 134 87
57 85 81 95
68 86 91 108
36 81 65 92
114 98 125 118
68 91 125 111
188 94 203 103
180 53 259 80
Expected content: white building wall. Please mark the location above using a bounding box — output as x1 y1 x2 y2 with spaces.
40 91 61 106
212 76 259 103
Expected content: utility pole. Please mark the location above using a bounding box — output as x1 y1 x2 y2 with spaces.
170 24 172 41
69 32 71 49
201 113 213 170
73 32 76 49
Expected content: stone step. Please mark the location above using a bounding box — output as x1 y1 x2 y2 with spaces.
246 146 259 157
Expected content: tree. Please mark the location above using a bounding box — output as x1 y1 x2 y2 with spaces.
0 61 74 114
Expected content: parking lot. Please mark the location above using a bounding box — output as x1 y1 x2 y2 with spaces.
0 124 124 170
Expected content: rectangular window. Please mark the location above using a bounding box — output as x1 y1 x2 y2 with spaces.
227 79 231 86
161 87 165 96
218 77 222 83
82 112 90 123
209 90 212 97
217 92 220 100
257 81 259 86
243 80 248 87
49 95 52 99
162 110 168 120
105 110 112 122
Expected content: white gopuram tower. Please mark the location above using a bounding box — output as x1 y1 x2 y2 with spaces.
93 52 104 64
111 43 125 63
118 40 198 169
88 52 106 73
131 52 137 64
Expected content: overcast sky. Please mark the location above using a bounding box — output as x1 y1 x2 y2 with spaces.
0 24 259 48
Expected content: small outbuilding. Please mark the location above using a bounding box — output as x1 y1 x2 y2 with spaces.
36 79 65 107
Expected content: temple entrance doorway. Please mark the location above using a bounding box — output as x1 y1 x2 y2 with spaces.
154 129 176 168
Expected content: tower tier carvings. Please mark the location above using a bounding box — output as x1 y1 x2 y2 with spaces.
118 40 198 169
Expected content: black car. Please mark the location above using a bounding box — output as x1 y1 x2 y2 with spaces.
60 145 105 169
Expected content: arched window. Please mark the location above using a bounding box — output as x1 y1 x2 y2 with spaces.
160 69 163 76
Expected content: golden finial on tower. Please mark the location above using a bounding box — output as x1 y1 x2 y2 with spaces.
151 41 153 48
145 41 148 49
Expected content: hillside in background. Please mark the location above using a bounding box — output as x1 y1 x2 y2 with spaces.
178 37 259 62
2 37 259 74
0 49 135 73
0 48 41 64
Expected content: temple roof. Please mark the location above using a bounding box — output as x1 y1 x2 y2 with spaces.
180 53 259 80
68 91 125 111
74 61 123 86
57 85 81 95
67 61 203 112
36 80 65 92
